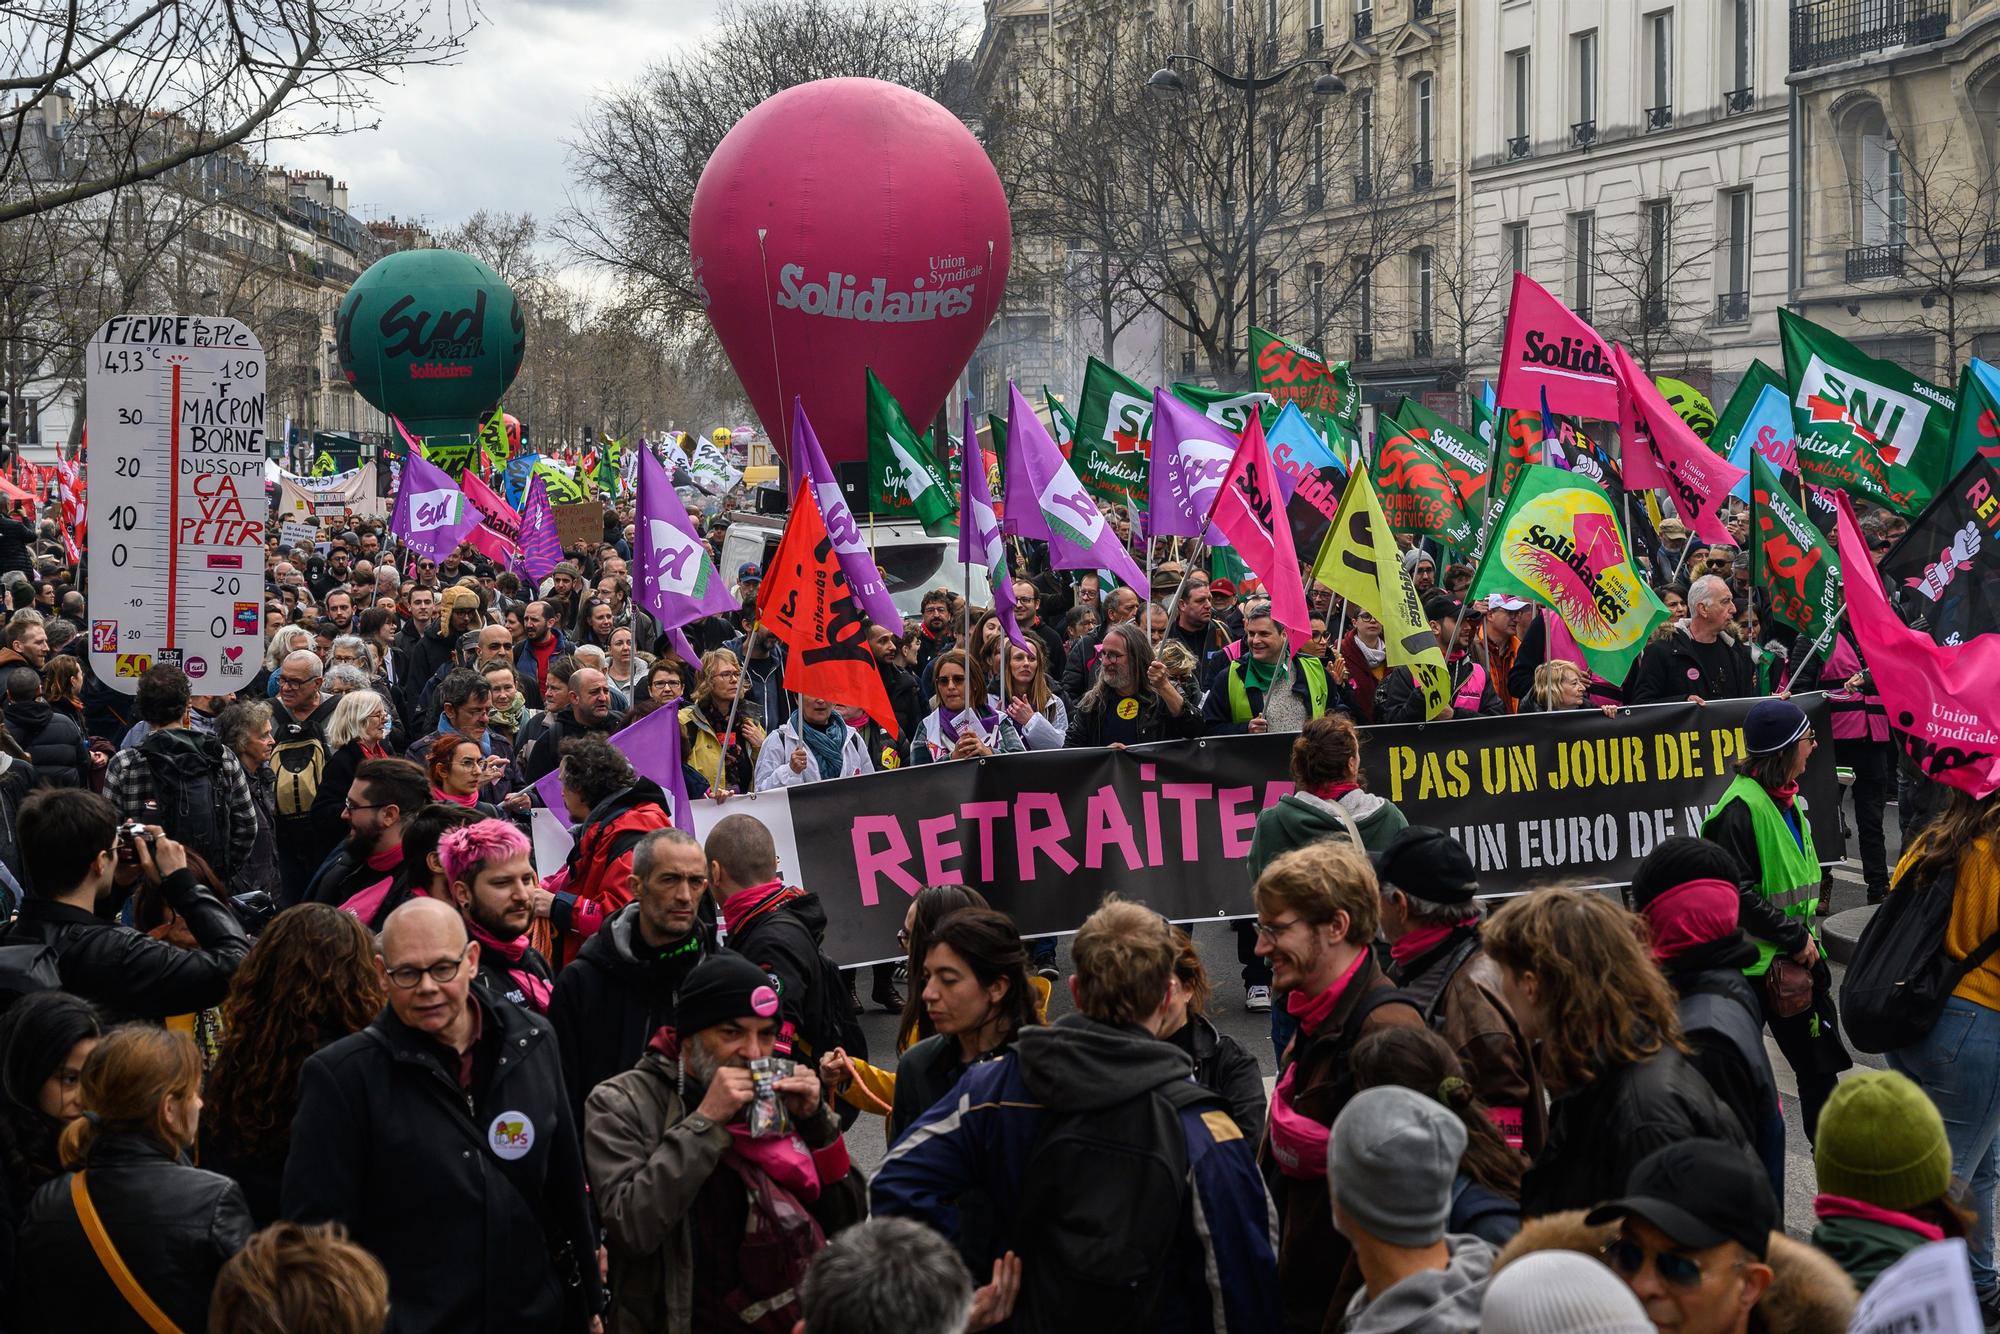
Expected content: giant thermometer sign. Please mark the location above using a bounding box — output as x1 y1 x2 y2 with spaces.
86 316 267 693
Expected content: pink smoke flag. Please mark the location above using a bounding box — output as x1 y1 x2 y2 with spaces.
1496 273 1620 421
1001 383 1147 589
633 445 737 634
959 400 1031 652
389 440 481 562
786 398 901 630
1209 414 1312 651
516 474 562 582
1611 344 1746 546
1829 489 2000 799
1148 389 1239 538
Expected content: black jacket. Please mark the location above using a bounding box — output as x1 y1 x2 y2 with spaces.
13 1131 253 1334
519 710 619 785
889 1033 1018 1145
1519 1036 1748 1217
304 843 401 910
1661 934 1783 1157
0 702 87 789
1064 688 1204 749
0 518 33 579
547 902 708 1130
282 990 602 1334
1374 659 1504 723
306 739 372 870
0 871 248 1022
402 628 456 712
1168 1014 1266 1141
1627 628 1756 705
878 661 924 744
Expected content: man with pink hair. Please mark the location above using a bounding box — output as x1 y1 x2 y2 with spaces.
440 819 554 1013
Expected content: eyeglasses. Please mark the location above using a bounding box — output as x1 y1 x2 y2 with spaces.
385 941 473 990
277 675 316 688
1252 916 1309 940
342 797 386 813
1603 1236 1730 1290
896 927 911 948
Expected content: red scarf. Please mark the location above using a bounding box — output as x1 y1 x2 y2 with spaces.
721 881 807 940
1388 918 1478 967
469 921 550 1010
431 784 479 808
1641 879 1740 961
1311 782 1360 802
1285 948 1366 1037
1771 780 1800 810
361 741 388 760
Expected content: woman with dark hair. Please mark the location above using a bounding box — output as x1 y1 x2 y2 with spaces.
201 905 385 1224
15 1025 253 1332
0 993 100 1288
1351 1025 1525 1246
888 907 1039 1143
1484 887 1746 1216
630 657 688 721
911 649 1023 765
1162 926 1265 1139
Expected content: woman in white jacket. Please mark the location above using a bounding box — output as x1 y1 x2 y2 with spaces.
990 637 1069 751
752 693 875 791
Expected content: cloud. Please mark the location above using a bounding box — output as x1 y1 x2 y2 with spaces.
295 0 723 237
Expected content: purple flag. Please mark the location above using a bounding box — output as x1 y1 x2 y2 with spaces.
533 696 694 827
634 446 737 633
389 446 481 561
1148 390 1239 538
787 398 901 629
959 400 1031 653
664 624 699 668
515 473 561 582
1001 383 1146 589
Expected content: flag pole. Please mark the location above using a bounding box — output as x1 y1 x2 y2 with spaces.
1782 607 1844 694
718 626 749 794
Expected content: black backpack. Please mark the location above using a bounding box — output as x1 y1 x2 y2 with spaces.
1842 864 2000 1053
137 730 236 878
1012 1076 1220 1333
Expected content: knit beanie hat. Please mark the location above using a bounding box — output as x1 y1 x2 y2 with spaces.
1479 1251 1653 1334
673 950 781 1038
1327 1086 1465 1247
1629 836 1747 912
1815 1070 1953 1210
1742 697 1810 755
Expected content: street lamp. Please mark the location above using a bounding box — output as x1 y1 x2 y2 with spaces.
1148 41 1346 343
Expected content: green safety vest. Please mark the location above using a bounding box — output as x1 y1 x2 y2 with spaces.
1224 654 1330 723
1702 773 1820 978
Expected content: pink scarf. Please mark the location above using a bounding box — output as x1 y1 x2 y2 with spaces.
1641 879 1740 961
469 921 550 1010
1389 918 1478 967
431 784 478 808
1814 1194 1944 1242
725 1124 851 1205
1284 947 1367 1037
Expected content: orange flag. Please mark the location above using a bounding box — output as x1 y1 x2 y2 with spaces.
757 482 900 737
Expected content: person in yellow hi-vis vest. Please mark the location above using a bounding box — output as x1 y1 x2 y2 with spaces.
1702 698 1853 1145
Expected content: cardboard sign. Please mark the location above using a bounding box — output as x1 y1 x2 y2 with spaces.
551 502 603 553
278 520 319 550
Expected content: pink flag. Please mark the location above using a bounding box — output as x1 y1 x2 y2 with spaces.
1208 415 1312 651
1611 344 1746 546
1496 273 1619 421
461 470 522 546
1829 490 2000 799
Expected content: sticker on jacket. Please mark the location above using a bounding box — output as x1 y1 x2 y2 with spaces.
489 1110 535 1161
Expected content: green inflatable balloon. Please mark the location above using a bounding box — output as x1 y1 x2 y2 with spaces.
336 249 525 439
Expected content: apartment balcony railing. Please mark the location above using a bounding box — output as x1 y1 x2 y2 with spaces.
1724 87 1755 114
1354 9 1373 39
1354 172 1373 202
1180 347 1198 375
1413 0 1435 17
1714 291 1751 325
1642 297 1669 329
1411 161 1434 190
1305 182 1325 209
1307 23 1323 49
1646 105 1674 131
1791 0 1949 71
1571 120 1597 149
1984 229 2000 269
1845 243 1906 281
1354 333 1374 361
1412 328 1434 357
1506 134 1531 160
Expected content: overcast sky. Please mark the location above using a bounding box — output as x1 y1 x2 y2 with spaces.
297 0 725 244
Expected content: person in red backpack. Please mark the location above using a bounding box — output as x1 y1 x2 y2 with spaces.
539 734 673 969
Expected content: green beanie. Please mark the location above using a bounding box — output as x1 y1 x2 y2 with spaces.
1814 1070 1953 1210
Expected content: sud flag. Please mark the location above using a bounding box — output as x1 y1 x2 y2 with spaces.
1709 361 1789 470
1495 273 1620 421
1387 398 1489 516
958 401 1030 653
1148 389 1239 538
390 443 481 561
633 446 737 634
1780 309 1948 514
516 474 562 583
1001 384 1147 589
1067 357 1151 507
758 480 899 738
1209 414 1312 651
476 408 512 477
1947 359 2000 478
1611 344 1745 546
1309 470 1451 721
1829 489 2000 798
1725 386 1805 503
1750 452 1844 658
1467 464 1669 683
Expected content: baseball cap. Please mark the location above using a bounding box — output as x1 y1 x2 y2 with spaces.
1421 592 1461 623
1485 594 1528 612
1585 1139 1777 1259
1374 826 1478 906
737 562 763 586
1210 578 1236 598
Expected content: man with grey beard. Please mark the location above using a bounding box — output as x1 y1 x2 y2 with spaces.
1063 620 1201 748
583 951 865 1333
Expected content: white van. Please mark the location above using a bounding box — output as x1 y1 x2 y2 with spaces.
717 509 993 621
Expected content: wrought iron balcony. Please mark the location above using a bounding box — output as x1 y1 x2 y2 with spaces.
1413 0 1434 17
1985 230 2000 269
1411 161 1434 190
1506 134 1531 160
1307 23 1323 49
1646 105 1674 131
1845 244 1906 281
1412 328 1434 357
1180 347 1198 375
1571 120 1597 149
1642 297 1669 329
1354 172 1373 202
1354 8 1372 39
1305 182 1325 209
1724 87 1755 114
1355 333 1374 362
1715 291 1750 324
1791 0 1949 71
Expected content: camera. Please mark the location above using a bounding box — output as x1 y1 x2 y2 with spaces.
115 822 155 865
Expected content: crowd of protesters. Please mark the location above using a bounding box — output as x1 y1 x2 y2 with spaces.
0 477 1979 1334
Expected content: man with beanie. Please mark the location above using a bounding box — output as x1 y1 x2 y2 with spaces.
1376 825 1542 1152
1702 696 1851 1141
1331 1085 1494 1333
871 897 1279 1334
583 950 864 1334
1630 837 1785 1203
1586 1139 1780 1334
1812 1070 1960 1292
1478 1251 1652 1334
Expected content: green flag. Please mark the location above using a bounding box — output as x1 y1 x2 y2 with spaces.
1045 388 1075 452
1374 416 1474 549
1748 451 1843 658
1948 361 2000 478
1250 325 1359 441
1467 464 1668 682
1654 376 1717 440
1068 358 1151 508
594 436 622 497
1389 397 1490 516
865 369 957 536
1779 309 1948 514
1170 382 1271 434
476 408 511 475
1709 361 1788 464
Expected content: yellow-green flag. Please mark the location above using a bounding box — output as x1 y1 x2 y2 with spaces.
1310 469 1450 720
477 408 510 474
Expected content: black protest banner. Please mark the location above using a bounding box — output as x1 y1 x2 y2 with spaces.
783 696 1839 964
1878 458 2000 646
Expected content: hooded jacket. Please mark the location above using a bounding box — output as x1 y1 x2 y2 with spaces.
548 902 709 1130
1494 1210 1858 1334
1657 932 1782 1163
870 1013 1280 1334
0 699 87 789
1340 1234 1494 1334
1248 788 1408 883
542 780 672 968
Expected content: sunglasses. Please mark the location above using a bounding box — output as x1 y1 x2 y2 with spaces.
1603 1236 1725 1290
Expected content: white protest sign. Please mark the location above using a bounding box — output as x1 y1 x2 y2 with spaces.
277 521 319 550
86 316 267 694
530 806 576 879
689 789 803 947
1849 1238 1982 1334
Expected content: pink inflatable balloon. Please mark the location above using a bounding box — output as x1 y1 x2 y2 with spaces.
690 77 1012 468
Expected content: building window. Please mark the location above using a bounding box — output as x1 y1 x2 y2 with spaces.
1574 30 1598 128
1312 112 1325 190
1505 221 1529 276
1846 104 1906 248
1412 247 1433 338
1646 12 1672 126
1413 74 1433 168
1356 265 1374 358
1727 0 1753 104
1223 0 1236 40
1357 91 1374 188
1307 261 1326 338
1184 0 1197 42
1570 211 1595 315
1310 0 1325 47
1265 0 1279 38
1264 270 1280 320
1644 199 1671 295
1355 0 1373 40
1719 187 1751 322
1506 49 1531 156
1266 119 1280 201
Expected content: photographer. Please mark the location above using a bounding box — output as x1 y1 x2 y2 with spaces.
0 789 249 1021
